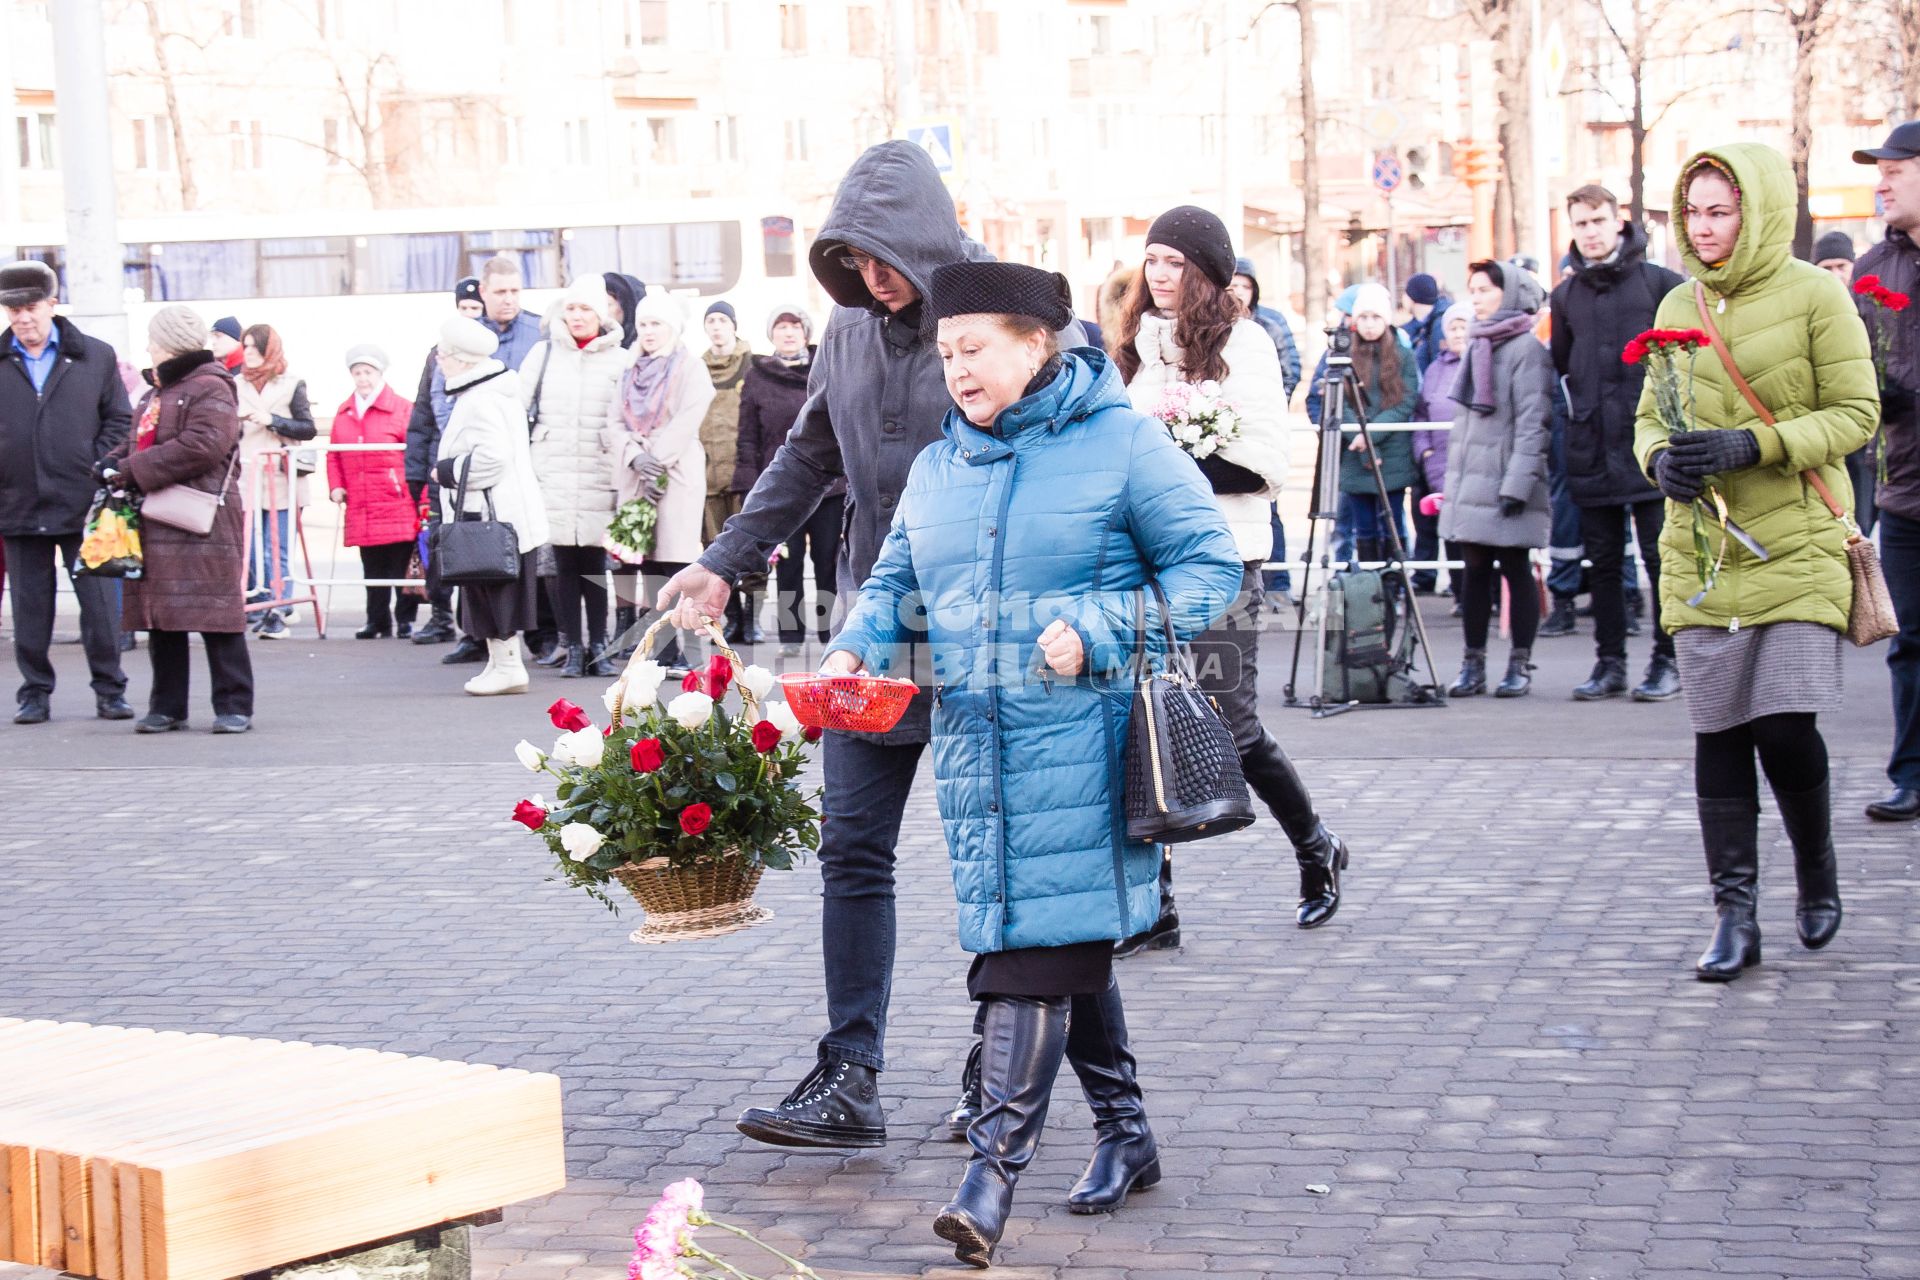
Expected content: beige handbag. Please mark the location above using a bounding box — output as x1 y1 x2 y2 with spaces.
141 449 240 536
1694 283 1899 646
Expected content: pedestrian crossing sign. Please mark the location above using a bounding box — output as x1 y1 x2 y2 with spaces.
907 123 957 175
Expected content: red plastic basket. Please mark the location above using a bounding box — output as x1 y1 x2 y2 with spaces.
777 673 918 733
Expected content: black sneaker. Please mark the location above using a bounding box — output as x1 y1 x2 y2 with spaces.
943 1040 983 1140
735 1058 886 1149
255 614 289 640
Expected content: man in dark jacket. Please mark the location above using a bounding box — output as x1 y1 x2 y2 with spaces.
1549 185 1684 702
1853 123 1920 821
406 277 483 649
0 261 133 723
1402 273 1452 375
660 142 1082 1148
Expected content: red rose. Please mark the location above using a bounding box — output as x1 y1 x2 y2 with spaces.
1890 292 1912 312
1856 274 1883 293
547 698 592 732
751 720 783 753
706 654 734 696
803 725 823 743
1622 340 1646 365
682 670 704 693
631 737 665 772
511 799 547 830
679 802 713 836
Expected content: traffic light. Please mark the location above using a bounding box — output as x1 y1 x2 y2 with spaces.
1406 145 1430 190
1454 141 1502 186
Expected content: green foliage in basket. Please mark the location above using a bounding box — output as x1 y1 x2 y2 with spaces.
511 654 821 911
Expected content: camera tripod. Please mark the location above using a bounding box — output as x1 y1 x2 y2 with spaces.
1282 341 1446 716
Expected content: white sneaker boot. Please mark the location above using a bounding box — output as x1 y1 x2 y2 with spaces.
465 637 530 695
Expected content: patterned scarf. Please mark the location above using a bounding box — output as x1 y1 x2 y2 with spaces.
620 345 687 437
241 326 287 392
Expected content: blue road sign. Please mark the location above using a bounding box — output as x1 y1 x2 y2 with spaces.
907 123 956 174
1372 153 1403 196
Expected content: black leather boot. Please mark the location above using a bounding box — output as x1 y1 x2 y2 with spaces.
1354 537 1382 568
1538 594 1578 637
1632 653 1682 702
612 605 638 659
944 1040 983 1140
1572 656 1628 701
1065 981 1160 1214
586 646 618 678
536 635 573 669
735 1057 886 1148
412 609 456 644
440 634 486 664
1773 778 1841 949
1449 649 1487 697
1113 853 1178 957
934 996 1070 1269
1494 647 1533 698
561 644 588 678
1696 796 1763 981
1240 732 1352 928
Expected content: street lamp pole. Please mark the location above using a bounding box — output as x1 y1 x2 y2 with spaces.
50 0 128 354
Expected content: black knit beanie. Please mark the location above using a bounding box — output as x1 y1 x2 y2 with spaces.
1146 205 1235 290
929 262 1073 330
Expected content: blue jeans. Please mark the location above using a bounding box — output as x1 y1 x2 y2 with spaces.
818 730 927 1070
246 508 293 619
1262 504 1292 596
1880 510 1920 789
1346 489 1408 548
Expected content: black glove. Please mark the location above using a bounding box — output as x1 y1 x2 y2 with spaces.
1666 428 1760 477
1883 381 1915 421
1654 448 1704 503
432 457 460 488
1499 496 1526 518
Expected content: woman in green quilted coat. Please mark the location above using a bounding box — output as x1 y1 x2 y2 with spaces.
1633 143 1877 982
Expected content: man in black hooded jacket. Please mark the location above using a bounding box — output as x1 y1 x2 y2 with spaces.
1549 185 1684 703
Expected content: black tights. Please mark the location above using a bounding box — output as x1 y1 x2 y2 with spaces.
1457 542 1538 650
545 543 609 648
1694 713 1830 801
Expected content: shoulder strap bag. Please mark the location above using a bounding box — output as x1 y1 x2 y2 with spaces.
141 447 240 535
525 341 552 435
1693 283 1898 645
1122 582 1257 844
430 454 522 585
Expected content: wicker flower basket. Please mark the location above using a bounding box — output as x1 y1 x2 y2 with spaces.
610 854 773 944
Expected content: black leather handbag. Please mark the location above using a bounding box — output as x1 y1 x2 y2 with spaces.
1123 583 1257 844
432 455 521 586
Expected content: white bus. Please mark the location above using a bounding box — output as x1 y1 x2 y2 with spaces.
11 199 822 412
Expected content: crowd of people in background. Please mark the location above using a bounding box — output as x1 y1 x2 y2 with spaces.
8 122 1920 1267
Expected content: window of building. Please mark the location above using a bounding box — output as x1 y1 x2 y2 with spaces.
251 120 265 168
152 117 172 171
647 117 676 164
848 4 876 55
128 117 177 176
497 117 521 165
29 111 56 169
323 118 342 167
131 118 149 171
780 3 806 51
714 115 739 162
976 11 998 55
638 0 668 45
707 0 728 49
238 0 258 37
784 119 808 162
563 118 594 166
918 0 940 53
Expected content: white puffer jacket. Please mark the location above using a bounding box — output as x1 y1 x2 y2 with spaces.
1126 315 1291 560
437 361 550 553
522 331 635 546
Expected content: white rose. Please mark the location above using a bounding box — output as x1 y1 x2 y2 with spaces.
739 664 776 701
601 683 624 715
553 727 605 768
766 698 803 741
623 660 667 708
666 690 714 730
514 739 546 771
558 822 605 859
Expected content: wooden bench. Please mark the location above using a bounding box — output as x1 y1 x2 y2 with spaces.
0 1018 565 1280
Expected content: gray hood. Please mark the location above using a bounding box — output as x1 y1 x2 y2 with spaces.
1500 264 1547 316
809 141 984 338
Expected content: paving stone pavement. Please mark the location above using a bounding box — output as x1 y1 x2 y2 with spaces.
0 620 1918 1279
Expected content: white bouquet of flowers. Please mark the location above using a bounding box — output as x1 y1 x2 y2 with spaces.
1151 380 1243 460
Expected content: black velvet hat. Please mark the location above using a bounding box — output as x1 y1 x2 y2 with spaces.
929 262 1073 330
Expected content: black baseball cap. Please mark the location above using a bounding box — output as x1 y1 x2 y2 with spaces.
1854 121 1920 163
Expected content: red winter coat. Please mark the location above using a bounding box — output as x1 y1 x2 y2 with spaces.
327 384 418 547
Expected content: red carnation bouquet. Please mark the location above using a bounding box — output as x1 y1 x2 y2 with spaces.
508 649 822 913
1854 274 1910 482
1625 326 1770 606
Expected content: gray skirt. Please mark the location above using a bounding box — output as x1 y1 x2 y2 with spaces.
1673 621 1845 734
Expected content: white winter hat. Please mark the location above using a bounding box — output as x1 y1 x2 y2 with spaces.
1349 283 1394 322
766 304 814 342
629 288 687 334
437 316 499 361
343 343 389 373
559 274 617 333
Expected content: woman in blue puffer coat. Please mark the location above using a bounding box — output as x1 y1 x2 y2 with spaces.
828 262 1241 1269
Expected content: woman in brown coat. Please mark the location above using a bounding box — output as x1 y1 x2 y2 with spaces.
101 305 255 734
